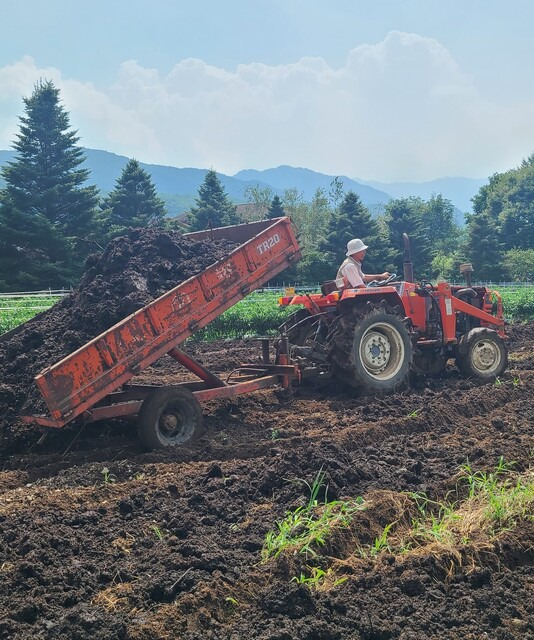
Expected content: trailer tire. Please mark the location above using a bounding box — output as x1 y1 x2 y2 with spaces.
137 387 204 450
455 328 507 381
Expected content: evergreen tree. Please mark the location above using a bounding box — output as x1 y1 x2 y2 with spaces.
267 194 285 219
0 80 100 287
320 191 392 275
294 249 333 285
384 197 432 278
188 169 239 230
1 80 99 237
100 159 166 238
465 212 504 281
0 199 71 290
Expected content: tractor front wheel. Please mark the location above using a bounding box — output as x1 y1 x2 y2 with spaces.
137 387 204 450
455 328 507 381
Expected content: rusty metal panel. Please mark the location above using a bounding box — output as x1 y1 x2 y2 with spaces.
30 217 301 427
184 218 279 243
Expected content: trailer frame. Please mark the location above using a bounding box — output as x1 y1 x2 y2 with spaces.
20 218 301 441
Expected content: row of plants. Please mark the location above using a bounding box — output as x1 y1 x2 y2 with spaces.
495 286 534 320
261 458 533 588
1 287 533 338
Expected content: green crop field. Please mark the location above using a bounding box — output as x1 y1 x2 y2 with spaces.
1 287 533 340
495 287 534 321
0 295 62 334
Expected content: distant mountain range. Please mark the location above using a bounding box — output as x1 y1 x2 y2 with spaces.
234 166 392 206
358 177 487 214
0 148 487 219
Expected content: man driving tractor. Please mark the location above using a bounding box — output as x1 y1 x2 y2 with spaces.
336 238 391 289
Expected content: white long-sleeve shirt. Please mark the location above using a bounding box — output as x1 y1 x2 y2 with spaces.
337 257 365 287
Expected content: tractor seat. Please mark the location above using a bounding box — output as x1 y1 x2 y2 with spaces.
321 280 338 296
453 288 479 307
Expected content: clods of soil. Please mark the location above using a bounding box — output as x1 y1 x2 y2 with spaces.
0 322 533 640
0 228 236 433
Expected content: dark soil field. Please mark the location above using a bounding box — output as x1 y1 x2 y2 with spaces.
0 230 532 639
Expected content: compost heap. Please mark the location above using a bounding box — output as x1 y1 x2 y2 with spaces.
0 228 237 435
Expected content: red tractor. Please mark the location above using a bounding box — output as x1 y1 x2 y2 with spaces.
278 234 507 392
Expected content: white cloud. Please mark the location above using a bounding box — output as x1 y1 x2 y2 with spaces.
0 35 533 181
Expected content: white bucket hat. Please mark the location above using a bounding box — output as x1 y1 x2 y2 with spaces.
346 238 368 256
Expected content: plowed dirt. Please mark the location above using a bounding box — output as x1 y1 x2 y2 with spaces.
1 324 533 640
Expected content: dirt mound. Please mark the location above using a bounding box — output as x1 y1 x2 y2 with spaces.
0 228 236 431
0 324 533 639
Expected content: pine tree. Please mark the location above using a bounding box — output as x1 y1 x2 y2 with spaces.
466 212 504 281
267 195 285 219
0 79 100 287
0 200 71 290
384 197 432 278
320 191 392 274
1 80 99 237
100 159 166 238
188 169 239 230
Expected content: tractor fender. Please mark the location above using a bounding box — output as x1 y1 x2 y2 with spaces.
339 288 404 311
456 326 501 355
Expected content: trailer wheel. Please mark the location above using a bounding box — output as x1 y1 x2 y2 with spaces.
137 387 204 450
455 328 507 381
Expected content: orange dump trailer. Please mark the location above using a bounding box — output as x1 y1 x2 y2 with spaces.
21 217 301 449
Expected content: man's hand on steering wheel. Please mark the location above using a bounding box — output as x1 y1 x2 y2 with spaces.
367 273 397 287
380 272 396 284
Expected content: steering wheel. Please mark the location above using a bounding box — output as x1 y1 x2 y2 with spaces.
420 279 435 291
367 273 397 288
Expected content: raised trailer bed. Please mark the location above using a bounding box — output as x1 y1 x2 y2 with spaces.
21 217 301 448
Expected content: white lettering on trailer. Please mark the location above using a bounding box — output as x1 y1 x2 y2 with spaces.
256 233 280 255
445 298 453 315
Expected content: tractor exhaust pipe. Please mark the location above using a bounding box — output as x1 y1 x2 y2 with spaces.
459 263 474 287
402 233 414 283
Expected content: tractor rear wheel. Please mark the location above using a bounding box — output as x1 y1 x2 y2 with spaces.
330 303 413 393
137 387 204 450
455 328 507 381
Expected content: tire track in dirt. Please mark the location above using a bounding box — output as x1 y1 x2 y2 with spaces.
0 325 533 640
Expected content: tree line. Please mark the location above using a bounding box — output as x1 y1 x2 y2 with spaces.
0 80 532 291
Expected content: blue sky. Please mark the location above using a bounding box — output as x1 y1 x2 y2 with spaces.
1 0 533 181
